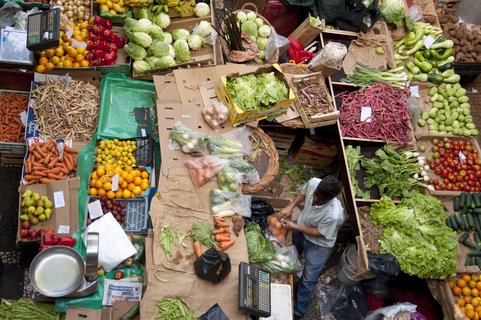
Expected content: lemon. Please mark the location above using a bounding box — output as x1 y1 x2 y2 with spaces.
133 186 142 195
89 188 98 196
100 4 109 11
106 0 113 8
122 189 131 199
36 65 46 73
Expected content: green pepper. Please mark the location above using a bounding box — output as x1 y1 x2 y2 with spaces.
444 74 461 83
405 30 425 47
404 39 426 56
422 50 432 59
427 73 444 84
431 48 453 60
414 51 425 62
413 58 433 73
406 61 420 74
441 69 455 78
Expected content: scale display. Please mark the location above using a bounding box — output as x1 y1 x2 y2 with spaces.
238 262 271 317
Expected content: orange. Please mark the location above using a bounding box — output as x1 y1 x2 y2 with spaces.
464 275 473 282
133 186 142 195
458 298 467 307
131 170 141 178
75 54 85 63
40 50 46 57
36 65 46 73
476 306 481 313
125 165 133 173
57 62 64 68
63 42 70 51
473 288 480 297
54 47 64 57
45 62 55 71
39 57 48 65
80 60 89 67
72 62 80 68
77 46 86 55
106 191 115 199
464 287 472 297
467 310 477 319
98 188 107 197
96 167 106 177
450 280 456 289
90 179 97 187
470 280 477 289
89 188 98 196
468 304 475 310
118 176 124 185
115 190 123 198
459 279 468 288
94 180 103 189
67 47 78 58
476 282 481 291
473 297 481 307
474 276 479 282
50 56 60 65
103 182 112 191
120 181 128 189
91 172 99 180
134 176 142 186
453 287 462 296
125 174 134 183
122 189 131 199
140 180 149 191
45 49 55 58
63 60 73 68
141 171 149 179
127 183 135 192
466 296 474 304
99 175 110 183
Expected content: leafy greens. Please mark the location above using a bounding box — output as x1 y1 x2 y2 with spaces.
345 145 370 199
245 222 276 263
380 0 406 28
370 193 457 279
226 72 288 112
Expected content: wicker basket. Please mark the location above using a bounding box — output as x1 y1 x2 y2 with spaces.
242 127 279 193
221 3 279 64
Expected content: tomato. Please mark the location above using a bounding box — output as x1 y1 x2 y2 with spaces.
432 179 440 185
429 163 436 170
460 170 467 177
468 173 476 181
448 173 456 182
435 168 441 175
453 186 460 191
476 170 481 178
434 159 442 166
468 180 476 187
462 164 468 171
446 183 454 190
443 178 450 185
456 176 464 182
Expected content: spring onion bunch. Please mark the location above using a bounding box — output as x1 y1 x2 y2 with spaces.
341 62 408 89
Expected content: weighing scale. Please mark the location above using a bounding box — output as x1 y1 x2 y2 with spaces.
238 262 271 318
26 8 60 51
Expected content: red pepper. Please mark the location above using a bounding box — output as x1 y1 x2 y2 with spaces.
115 36 126 49
96 41 109 51
43 233 59 245
84 51 95 62
92 24 107 36
108 42 118 53
103 29 114 42
92 16 106 27
104 19 113 30
104 51 116 65
95 49 106 58
58 236 76 247
114 271 124 279
92 57 105 66
86 41 96 51
111 34 119 44
39 244 54 251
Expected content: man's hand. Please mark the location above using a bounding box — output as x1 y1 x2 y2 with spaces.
277 207 292 220
280 219 297 230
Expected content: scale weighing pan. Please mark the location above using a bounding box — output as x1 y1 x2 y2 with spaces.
29 232 99 298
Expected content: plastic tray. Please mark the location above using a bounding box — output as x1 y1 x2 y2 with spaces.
87 196 149 234
95 136 153 167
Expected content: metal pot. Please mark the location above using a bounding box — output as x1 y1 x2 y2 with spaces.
29 232 99 298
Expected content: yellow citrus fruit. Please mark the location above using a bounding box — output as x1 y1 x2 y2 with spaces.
464 275 473 282
458 298 466 307
133 186 142 195
453 286 462 296
467 310 477 319
98 188 107 197
474 276 479 282
90 179 97 187
115 190 123 198
473 298 481 307
141 171 149 179
91 172 99 180
95 180 103 189
36 65 46 73
45 62 55 71
464 287 472 297
63 60 73 68
132 170 141 178
46 49 55 58
63 42 70 51
96 167 106 177
473 288 480 297
467 296 474 305
120 181 127 189
89 188 98 196
77 46 86 55
54 47 64 57
141 180 149 191
67 47 78 58
125 165 133 173
50 56 60 65
122 189 131 199
459 279 468 288
103 182 112 191
106 191 115 199
75 54 85 63
118 176 125 185
468 304 475 310
127 183 135 192
133 176 142 186
57 62 64 68
125 174 134 183
72 62 80 68
39 57 48 65
100 4 109 11
40 50 46 57
80 60 89 68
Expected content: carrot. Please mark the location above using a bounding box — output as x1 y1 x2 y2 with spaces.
40 178 54 184
32 150 42 161
214 234 231 242
32 170 47 177
73 156 77 167
219 239 236 251
214 217 226 223
42 154 51 166
215 222 230 228
193 241 202 257
64 145 79 154
213 228 230 235
32 163 48 171
47 173 65 180
48 158 58 169
24 174 42 181
35 144 46 158
50 167 61 175
57 163 69 175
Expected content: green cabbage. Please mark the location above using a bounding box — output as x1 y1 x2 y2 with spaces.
155 56 176 69
123 17 139 33
245 222 276 263
236 11 247 23
187 33 204 51
148 41 174 58
370 194 457 279
124 43 147 61
158 32 173 44
126 31 152 48
258 25 271 38
241 20 258 37
256 37 268 50
257 50 265 60
254 17 264 27
150 24 163 39
145 56 161 68
154 12 170 28
193 2 210 17
133 60 150 74
380 0 406 28
172 28 190 41
138 8 154 21
135 18 153 33
173 39 191 63
195 21 213 37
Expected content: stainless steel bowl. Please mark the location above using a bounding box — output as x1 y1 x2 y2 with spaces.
29 246 85 297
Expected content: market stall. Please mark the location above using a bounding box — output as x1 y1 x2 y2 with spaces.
0 0 481 319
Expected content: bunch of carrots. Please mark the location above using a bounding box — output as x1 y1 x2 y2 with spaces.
192 217 237 258
0 93 28 143
185 156 224 187
23 141 78 184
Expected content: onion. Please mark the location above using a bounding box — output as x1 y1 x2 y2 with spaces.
75 0 82 6
211 120 219 128
77 11 85 19
56 0 62 5
66 10 73 17
60 6 65 11
204 106 214 115
203 114 212 122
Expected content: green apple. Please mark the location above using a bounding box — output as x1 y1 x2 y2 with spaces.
44 200 53 209
41 196 48 203
32 192 41 201
22 190 32 199
38 214 46 222
27 206 36 214
44 208 52 219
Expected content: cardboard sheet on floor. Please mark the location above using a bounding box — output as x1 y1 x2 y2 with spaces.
143 167 248 319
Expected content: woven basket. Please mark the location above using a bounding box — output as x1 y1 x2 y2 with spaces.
221 3 279 64
242 127 279 193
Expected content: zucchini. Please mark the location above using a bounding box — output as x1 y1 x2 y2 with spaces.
475 193 481 208
467 213 475 229
475 232 481 246
450 215 460 231
119 302 140 320
464 240 477 250
470 193 477 209
467 193 474 208
472 208 481 215
455 212 464 228
461 206 469 215
463 215 471 230
460 192 467 208
459 231 470 243
454 196 460 212
446 217 453 229
474 214 481 231
468 250 481 257
466 256 476 266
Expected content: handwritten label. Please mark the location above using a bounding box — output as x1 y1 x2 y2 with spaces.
88 200 104 220
111 174 119 192
19 111 27 127
424 35 436 49
472 88 478 93
66 27 73 39
459 151 467 164
141 128 146 137
410 86 420 97
53 191 65 208
71 40 87 49
58 225 70 234
360 106 372 123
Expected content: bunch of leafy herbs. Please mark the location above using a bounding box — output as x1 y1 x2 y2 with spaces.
345 145 370 199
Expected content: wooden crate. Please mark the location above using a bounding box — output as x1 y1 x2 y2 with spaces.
261 129 295 160
291 72 339 129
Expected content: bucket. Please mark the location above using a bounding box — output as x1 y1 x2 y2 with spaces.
336 244 359 285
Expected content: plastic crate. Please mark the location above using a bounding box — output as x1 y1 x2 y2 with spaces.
87 196 149 234
94 136 154 167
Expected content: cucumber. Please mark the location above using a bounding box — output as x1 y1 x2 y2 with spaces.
466 256 476 266
461 206 470 215
474 232 481 246
459 231 470 243
119 302 140 320
467 213 475 229
467 193 474 209
474 214 481 231
455 212 464 228
454 196 460 212
464 240 477 249
472 208 481 215
475 193 481 208
470 193 477 209
468 250 481 257
450 215 460 231
463 215 471 230
446 217 453 229
460 192 467 208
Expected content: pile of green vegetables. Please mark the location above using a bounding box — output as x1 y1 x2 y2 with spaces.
370 193 457 279
395 22 459 84
0 299 64 320
123 8 214 73
217 158 258 192
152 298 194 320
418 83 478 136
245 222 276 263
341 62 408 89
159 225 189 261
225 72 288 111
345 145 370 199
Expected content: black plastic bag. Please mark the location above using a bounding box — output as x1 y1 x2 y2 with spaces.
197 303 229 320
331 284 368 320
194 248 231 283
367 252 401 277
245 198 275 233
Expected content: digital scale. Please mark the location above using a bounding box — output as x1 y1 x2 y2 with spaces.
238 262 271 318
27 8 61 51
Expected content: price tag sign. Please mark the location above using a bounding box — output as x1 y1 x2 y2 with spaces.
424 35 436 49
19 111 27 127
58 225 70 234
459 151 467 164
53 191 65 208
410 86 420 97
88 200 104 220
141 128 146 137
111 174 119 192
360 106 372 123
71 40 87 49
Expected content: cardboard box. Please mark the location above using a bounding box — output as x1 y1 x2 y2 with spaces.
289 14 323 47
291 136 337 167
17 176 80 242
215 64 295 126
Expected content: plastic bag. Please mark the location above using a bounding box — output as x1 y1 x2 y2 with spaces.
198 303 229 320
266 27 290 64
408 5 422 23
317 269 345 319
308 42 347 69
331 284 369 320
365 302 417 320
185 155 229 187
202 101 230 131
217 165 243 192
367 251 401 277
105 264 145 283
244 222 276 263
193 21 218 46
288 36 315 64
245 198 275 233
0 2 22 27
261 245 303 274
194 247 231 283
210 189 251 218
407 95 421 130
14 8 39 30
170 121 209 157
266 215 288 243
208 126 252 158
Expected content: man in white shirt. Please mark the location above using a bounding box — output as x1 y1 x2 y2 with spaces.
278 175 345 319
